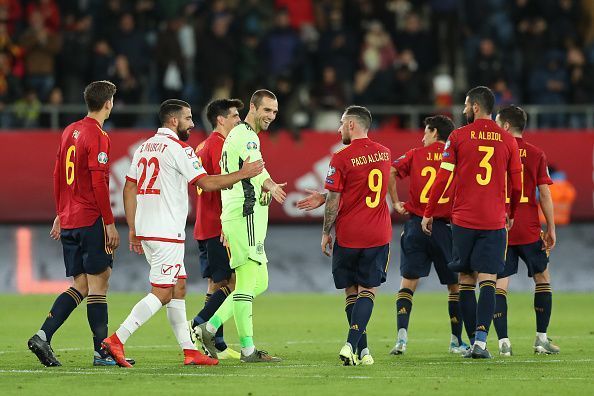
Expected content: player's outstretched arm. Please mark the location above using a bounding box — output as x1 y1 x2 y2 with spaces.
538 184 556 250
389 167 408 215
123 179 143 254
321 191 340 256
197 156 264 191
296 189 327 211
263 178 287 204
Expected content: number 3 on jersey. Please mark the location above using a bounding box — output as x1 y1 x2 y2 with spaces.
137 157 161 195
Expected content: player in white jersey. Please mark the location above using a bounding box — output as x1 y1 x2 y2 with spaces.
101 99 264 367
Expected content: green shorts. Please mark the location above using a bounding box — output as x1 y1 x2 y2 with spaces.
222 212 268 268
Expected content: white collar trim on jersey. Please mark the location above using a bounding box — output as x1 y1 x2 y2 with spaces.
156 127 178 138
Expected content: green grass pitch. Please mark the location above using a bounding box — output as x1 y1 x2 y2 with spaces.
1 292 593 395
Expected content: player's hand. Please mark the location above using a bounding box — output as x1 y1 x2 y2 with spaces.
269 182 287 204
220 231 229 247
541 228 556 251
128 229 143 255
239 156 264 178
321 233 333 257
296 189 325 211
50 215 61 240
105 223 120 251
394 201 409 215
421 216 433 236
506 216 514 231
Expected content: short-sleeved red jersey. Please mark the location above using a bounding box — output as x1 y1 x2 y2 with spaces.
507 137 553 245
392 141 453 219
324 137 392 248
193 132 225 240
438 119 522 230
55 117 112 228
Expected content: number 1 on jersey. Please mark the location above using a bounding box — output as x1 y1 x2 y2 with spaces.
366 169 382 208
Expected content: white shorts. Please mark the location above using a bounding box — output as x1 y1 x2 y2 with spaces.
141 240 187 287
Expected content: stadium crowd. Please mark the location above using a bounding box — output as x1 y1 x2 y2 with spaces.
1 0 594 130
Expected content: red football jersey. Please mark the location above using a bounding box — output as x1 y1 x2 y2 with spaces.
324 137 392 248
54 117 112 228
392 141 453 219
507 137 552 245
193 132 225 240
438 119 522 230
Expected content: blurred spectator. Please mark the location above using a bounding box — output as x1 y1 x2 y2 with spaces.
395 12 437 74
0 0 22 35
468 38 504 87
26 0 60 33
310 65 346 130
109 12 149 75
391 50 426 105
155 16 185 101
195 13 235 103
529 51 569 127
90 39 115 82
261 7 302 84
13 88 41 128
0 19 22 72
237 0 274 37
429 0 458 75
269 73 308 139
539 166 576 225
317 7 358 83
566 45 594 127
110 55 141 127
235 33 263 101
360 21 397 73
19 9 62 101
493 77 518 107
276 0 314 30
58 13 93 103
0 51 22 127
40 86 67 127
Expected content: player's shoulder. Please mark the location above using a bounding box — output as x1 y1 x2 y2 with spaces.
522 139 544 155
371 140 391 154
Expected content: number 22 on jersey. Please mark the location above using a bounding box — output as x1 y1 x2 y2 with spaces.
420 166 453 204
137 157 161 195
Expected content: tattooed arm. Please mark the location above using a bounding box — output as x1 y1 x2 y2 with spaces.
321 191 341 256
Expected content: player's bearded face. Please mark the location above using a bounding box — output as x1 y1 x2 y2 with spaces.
176 108 194 141
463 97 474 124
339 116 351 144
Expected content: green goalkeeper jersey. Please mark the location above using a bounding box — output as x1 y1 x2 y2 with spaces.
220 122 271 222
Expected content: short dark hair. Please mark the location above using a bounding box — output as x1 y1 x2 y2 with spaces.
466 85 495 115
206 98 244 129
424 115 455 141
344 105 372 131
497 105 527 132
159 99 191 125
84 80 116 112
250 89 277 108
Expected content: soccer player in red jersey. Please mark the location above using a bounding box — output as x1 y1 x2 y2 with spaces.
388 115 470 355
492 105 559 356
321 106 392 366
421 86 523 358
189 99 244 360
28 81 123 367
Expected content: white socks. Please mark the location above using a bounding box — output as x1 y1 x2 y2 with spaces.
242 345 255 356
167 299 196 350
498 337 511 348
398 328 408 341
116 293 162 344
475 340 487 349
536 332 548 342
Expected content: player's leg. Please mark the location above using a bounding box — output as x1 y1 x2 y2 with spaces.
169 277 218 366
390 277 417 355
342 244 389 365
28 229 87 367
103 241 175 367
190 237 237 357
451 225 478 349
493 245 517 356
494 276 512 356
524 238 559 354
469 228 507 359
430 219 466 352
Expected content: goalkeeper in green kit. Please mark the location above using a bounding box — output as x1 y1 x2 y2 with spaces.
196 90 287 363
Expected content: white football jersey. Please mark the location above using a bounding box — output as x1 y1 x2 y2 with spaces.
126 128 206 242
